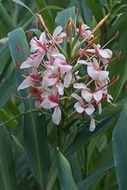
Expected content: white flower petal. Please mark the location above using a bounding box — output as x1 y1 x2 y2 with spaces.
52 106 61 125
81 89 92 102
99 49 112 58
98 103 102 114
64 71 72 88
77 60 91 65
71 93 83 103
20 57 33 69
85 104 95 115
87 66 99 80
43 77 57 86
89 118 96 132
107 94 113 103
93 90 102 102
73 83 87 89
56 81 64 95
98 71 109 81
93 58 99 69
18 78 35 90
74 102 84 113
53 26 63 38
41 98 58 109
39 32 47 47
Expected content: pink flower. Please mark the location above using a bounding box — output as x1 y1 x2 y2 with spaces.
30 32 47 53
71 93 95 115
77 24 94 39
53 55 72 76
87 58 109 81
18 68 40 90
41 88 61 125
20 52 45 69
73 82 103 102
52 26 66 43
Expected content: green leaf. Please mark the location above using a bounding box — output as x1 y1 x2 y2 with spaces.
77 160 114 190
58 151 78 190
0 124 18 190
0 3 15 36
55 7 75 29
66 116 114 157
8 27 33 110
12 0 36 18
24 112 49 189
0 109 17 130
0 42 10 75
112 104 127 190
70 152 82 183
35 0 54 32
0 69 16 111
86 0 107 41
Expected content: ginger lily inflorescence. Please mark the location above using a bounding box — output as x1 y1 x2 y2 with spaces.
16 9 120 132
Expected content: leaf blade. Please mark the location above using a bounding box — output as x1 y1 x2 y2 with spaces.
112 104 127 190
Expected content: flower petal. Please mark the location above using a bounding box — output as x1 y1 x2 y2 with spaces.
98 70 109 81
64 71 72 88
73 82 87 89
56 81 64 95
87 66 99 80
93 90 102 102
71 93 83 103
53 26 63 38
41 98 58 109
81 89 92 102
18 78 35 90
74 102 84 113
98 103 102 114
52 106 61 125
85 104 95 115
99 49 112 59
89 117 96 132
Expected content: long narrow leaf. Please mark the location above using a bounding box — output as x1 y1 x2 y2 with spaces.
112 104 127 190
58 151 78 190
24 113 49 189
0 123 18 190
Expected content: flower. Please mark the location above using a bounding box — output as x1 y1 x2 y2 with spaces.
16 12 119 131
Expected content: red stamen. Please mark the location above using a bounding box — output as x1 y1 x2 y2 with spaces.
12 94 38 100
16 60 30 76
29 32 47 52
16 44 33 59
102 31 119 49
107 75 119 88
94 78 114 93
37 8 40 15
70 56 78 65
95 95 107 106
16 61 41 84
47 39 56 48
35 22 41 34
75 8 78 27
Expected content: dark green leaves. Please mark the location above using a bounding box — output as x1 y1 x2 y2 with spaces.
0 125 18 190
112 104 127 190
58 151 78 190
77 160 114 190
24 113 49 189
0 69 16 111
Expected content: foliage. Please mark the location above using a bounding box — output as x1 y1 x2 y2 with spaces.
0 0 127 190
